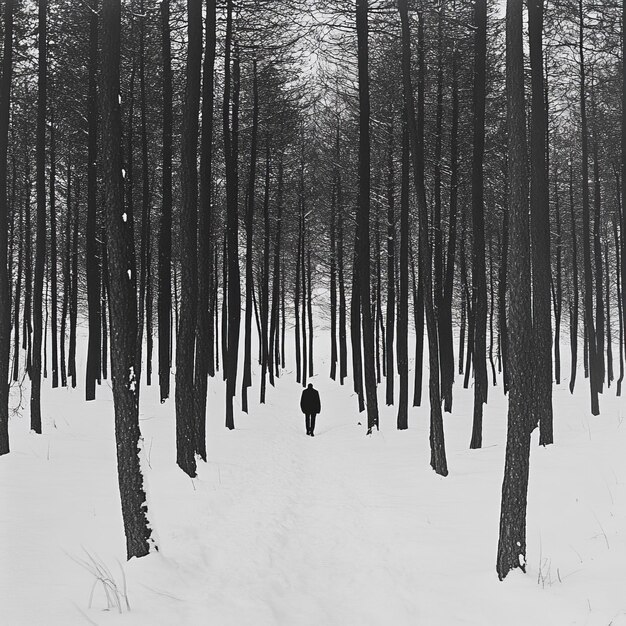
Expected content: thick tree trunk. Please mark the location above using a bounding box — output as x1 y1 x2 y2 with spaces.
470 0 488 450
194 0 216 457
399 0 447 475
396 32 412 428
440 43 459 413
553 167 562 385
158 0 173 403
385 120 395 406
176 0 202 476
0 0 14 455
50 118 58 389
578 0 600 415
101 0 154 560
356 0 379 433
569 159 579 394
31 0 48 434
86 0 101 403
497 0 533 579
529 0 553 444
242 59 259 413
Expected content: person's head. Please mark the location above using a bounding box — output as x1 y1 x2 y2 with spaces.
307 383 313 389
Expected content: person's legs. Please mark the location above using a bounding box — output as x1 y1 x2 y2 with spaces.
305 414 311 435
310 413 316 436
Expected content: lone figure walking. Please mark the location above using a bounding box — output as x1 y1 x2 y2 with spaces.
300 383 321 436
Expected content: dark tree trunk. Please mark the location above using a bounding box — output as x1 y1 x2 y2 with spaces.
569 158 579 394
158 0 173 403
469 0 488 450
69 179 79 388
260 140 271 402
578 0 599 415
440 42 459 413
12 175 23 383
295 211 302 384
553 166 562 385
50 117 58 389
224 25 241 430
497 0 533 579
176 0 202 477
397 101 409 430
337 131 348 385
24 154 32 377
529 0 553 444
591 84 605 390
307 246 314 377
605 242 613 387
622 0 626 393
101 0 154 560
137 0 151 387
411 252 424 408
499 200 510 394
0 0 14 455
399 0 447 475
330 132 338 382
269 151 283 384
31 0 48 434
195 1 216 449
242 58 259 413
86 0 101 403
612 199 623 396
385 120 395 406
356 0 379 433
350 252 365 413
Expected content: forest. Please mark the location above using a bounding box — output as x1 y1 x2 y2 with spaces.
1 0 625 615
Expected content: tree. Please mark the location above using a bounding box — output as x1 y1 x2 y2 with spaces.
176 0 202 477
529 0 553 444
356 0 379 434
399 0 447 476
0 0 15 456
101 0 154 560
497 0 533 579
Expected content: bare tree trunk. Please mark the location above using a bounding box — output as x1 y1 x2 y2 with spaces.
385 120 395 406
50 116 58 388
176 0 202 476
86 0 101 403
158 0 173 403
101 0 154 560
578 0 600 415
569 158 579 394
497 0 533 578
31 0 48 434
0 0 14 454
399 0 447 475
396 110 409 429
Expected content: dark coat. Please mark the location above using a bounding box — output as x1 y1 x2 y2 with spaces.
300 387 321 415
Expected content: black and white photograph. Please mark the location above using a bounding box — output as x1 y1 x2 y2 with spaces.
1 0 625 623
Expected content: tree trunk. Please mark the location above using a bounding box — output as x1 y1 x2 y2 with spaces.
529 0 553 444
0 0 14 455
469 0 488 450
242 58 259 413
578 0 599 415
101 0 154 560
397 109 409 430
50 116 58 389
497 0 533 579
569 158 579 394
158 0 173 403
553 166 562 385
31 0 48 434
399 0 447 475
356 0 379 433
176 0 202 476
385 120 395 406
86 0 101 402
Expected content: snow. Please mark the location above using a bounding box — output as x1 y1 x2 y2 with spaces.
2 329 626 625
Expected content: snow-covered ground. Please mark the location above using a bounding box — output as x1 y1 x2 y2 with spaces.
2 330 626 625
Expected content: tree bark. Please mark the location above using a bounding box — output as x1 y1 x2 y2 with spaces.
176 0 202 476
101 0 154 560
0 0 14 455
158 0 173 403
497 0 533 579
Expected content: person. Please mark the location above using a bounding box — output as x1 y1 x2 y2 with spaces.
300 383 321 436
